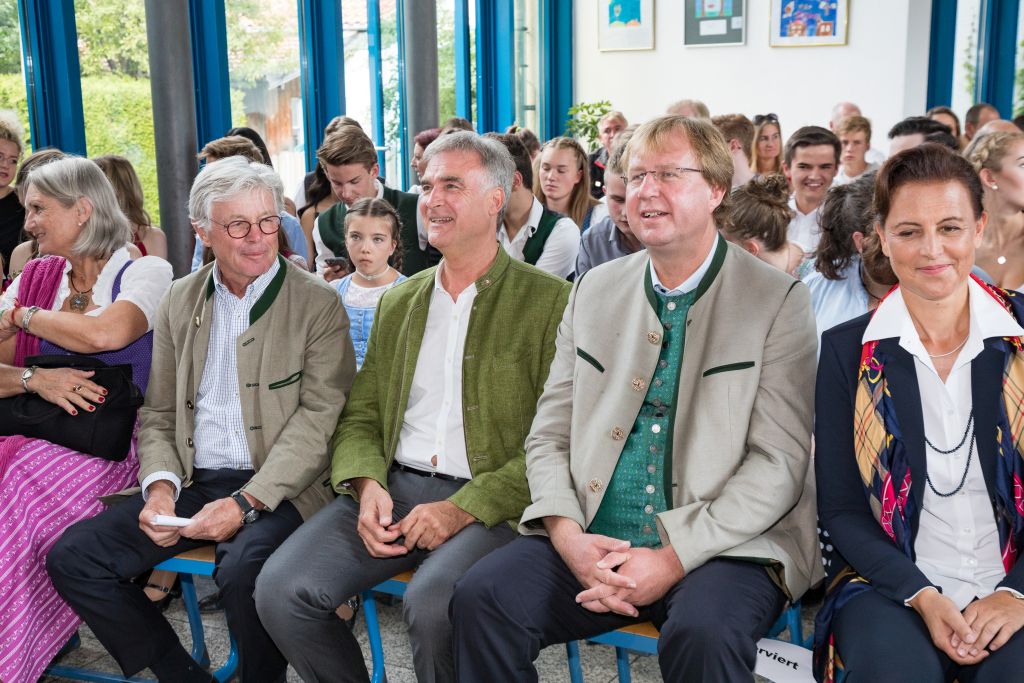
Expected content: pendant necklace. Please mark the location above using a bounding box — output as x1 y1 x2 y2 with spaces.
68 271 93 313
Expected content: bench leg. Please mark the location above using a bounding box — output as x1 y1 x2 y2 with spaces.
614 647 632 682
565 641 585 683
179 573 210 668
362 590 387 683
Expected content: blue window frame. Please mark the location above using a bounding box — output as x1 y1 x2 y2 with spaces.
297 0 346 172
189 0 231 151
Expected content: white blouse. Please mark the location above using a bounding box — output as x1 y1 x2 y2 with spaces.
1 247 173 331
863 280 1024 608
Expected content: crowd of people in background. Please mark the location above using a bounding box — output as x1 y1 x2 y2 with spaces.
0 93 1023 683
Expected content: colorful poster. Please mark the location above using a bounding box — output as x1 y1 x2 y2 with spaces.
599 0 654 51
770 0 848 47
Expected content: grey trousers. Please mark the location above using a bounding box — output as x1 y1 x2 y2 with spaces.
255 468 517 683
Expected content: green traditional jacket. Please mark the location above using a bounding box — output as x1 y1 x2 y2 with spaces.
330 246 570 527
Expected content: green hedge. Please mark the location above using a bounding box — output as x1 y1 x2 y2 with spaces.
0 73 160 225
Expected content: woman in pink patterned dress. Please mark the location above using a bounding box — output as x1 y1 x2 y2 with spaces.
0 157 172 682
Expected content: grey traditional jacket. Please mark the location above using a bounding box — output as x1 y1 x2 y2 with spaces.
521 241 822 599
127 256 355 520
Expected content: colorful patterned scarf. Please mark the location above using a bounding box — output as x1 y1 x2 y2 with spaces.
814 275 1024 682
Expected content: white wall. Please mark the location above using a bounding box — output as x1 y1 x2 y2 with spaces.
574 0 934 150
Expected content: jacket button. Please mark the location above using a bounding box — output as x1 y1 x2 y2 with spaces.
186 400 194 410
610 427 626 440
631 377 646 392
648 331 661 344
588 478 603 492
194 315 201 327
186 437 194 448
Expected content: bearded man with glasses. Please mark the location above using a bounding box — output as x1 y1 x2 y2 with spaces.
452 116 820 682
48 156 355 683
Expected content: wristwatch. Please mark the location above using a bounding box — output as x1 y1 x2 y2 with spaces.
21 365 38 393
231 490 261 524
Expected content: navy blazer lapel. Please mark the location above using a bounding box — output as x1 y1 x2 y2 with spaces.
971 341 1004 501
877 338 927 522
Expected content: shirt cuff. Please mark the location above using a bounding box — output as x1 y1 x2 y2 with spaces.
995 586 1024 600
904 585 939 607
141 472 182 501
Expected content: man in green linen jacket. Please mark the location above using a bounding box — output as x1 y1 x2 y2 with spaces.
256 131 570 683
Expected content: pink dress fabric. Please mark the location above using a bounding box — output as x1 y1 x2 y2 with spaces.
0 256 141 683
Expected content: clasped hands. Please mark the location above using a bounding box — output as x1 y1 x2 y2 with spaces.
353 477 475 557
548 517 684 618
910 587 1024 666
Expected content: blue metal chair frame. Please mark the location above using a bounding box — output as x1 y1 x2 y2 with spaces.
45 548 239 682
363 572 810 683
563 600 811 683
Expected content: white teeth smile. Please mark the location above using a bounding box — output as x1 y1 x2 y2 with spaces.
431 217 453 223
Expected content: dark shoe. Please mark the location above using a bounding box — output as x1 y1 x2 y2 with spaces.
145 576 182 612
198 589 224 613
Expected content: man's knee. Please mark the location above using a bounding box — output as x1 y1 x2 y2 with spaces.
46 521 95 585
450 561 506 627
254 550 335 624
404 575 455 636
659 612 752 662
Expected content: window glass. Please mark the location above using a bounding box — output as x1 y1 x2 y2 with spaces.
341 4 373 138
951 0 983 120
1014 4 1024 118
225 0 305 199
380 1 402 186
75 0 159 223
0 0 30 152
512 0 539 136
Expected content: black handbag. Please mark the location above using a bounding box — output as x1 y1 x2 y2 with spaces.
0 354 144 461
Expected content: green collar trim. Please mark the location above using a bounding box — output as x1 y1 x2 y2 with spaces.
204 255 288 327
473 244 511 293
249 255 287 326
644 236 726 312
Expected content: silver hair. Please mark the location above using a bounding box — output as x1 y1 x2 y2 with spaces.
420 131 514 215
188 156 285 230
25 156 131 259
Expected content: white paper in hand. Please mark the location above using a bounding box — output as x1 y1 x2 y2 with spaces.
152 514 193 528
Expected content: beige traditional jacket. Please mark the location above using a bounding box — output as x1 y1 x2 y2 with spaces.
521 241 822 599
125 256 355 520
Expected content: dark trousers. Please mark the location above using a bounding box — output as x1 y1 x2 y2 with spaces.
46 468 303 683
834 588 1024 682
451 534 786 683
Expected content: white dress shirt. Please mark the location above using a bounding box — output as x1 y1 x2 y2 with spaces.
863 279 1024 608
649 234 720 296
141 259 281 499
393 264 476 479
787 197 823 254
497 197 580 279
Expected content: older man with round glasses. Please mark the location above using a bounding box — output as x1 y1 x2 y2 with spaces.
48 156 355 683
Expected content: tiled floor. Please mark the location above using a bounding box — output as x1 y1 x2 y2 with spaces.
42 576 820 682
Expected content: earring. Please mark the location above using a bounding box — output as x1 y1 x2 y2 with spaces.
992 185 999 191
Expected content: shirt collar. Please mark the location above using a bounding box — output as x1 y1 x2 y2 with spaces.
213 255 281 302
649 234 720 296
863 278 1024 372
788 195 819 219
374 178 384 200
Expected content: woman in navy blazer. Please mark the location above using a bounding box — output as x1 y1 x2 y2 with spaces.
815 144 1024 682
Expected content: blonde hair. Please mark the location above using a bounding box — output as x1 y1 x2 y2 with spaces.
965 130 1024 174
621 115 733 226
317 126 378 169
93 155 153 241
835 115 872 142
534 136 598 228
0 110 24 156
750 117 783 174
199 136 263 164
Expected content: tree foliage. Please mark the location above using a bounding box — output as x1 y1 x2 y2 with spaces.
0 0 21 75
565 100 612 152
75 0 150 78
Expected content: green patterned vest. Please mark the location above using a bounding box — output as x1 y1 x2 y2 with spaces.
587 238 726 547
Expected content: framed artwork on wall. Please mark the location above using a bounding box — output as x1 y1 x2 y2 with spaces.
769 0 849 47
598 0 655 51
684 0 746 47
